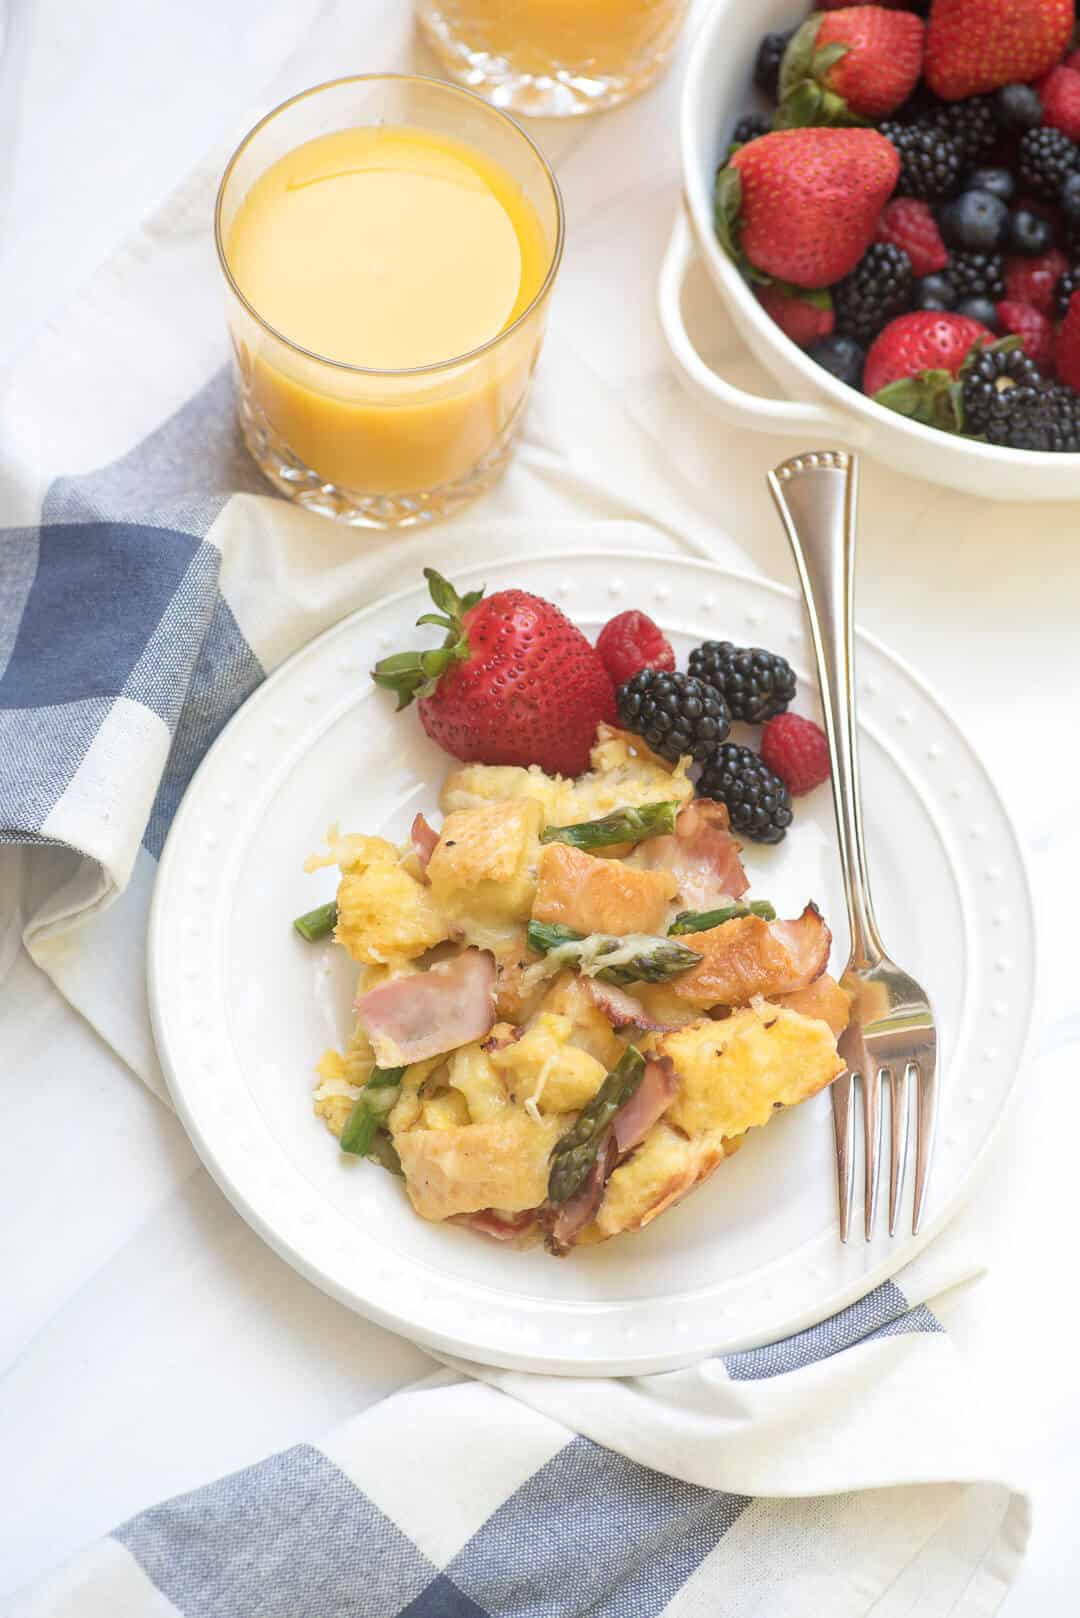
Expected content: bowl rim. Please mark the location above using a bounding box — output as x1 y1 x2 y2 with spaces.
679 3 1080 469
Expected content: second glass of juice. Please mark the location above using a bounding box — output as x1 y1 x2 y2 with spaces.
416 0 689 117
215 76 563 528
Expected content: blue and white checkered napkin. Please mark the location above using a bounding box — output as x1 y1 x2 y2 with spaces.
1 24 1027 1613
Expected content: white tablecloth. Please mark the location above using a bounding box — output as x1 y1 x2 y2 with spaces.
1 0 1077 1607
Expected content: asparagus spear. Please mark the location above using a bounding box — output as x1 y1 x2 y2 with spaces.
293 901 338 942
540 800 679 850
525 920 700 987
339 1068 405 1156
548 1046 645 1205
668 900 776 935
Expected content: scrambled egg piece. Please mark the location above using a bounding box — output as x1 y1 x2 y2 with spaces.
591 1126 744 1239
395 1111 566 1221
440 727 693 827
535 973 625 1067
427 799 542 934
312 1048 358 1138
307 832 449 966
662 1005 845 1139
533 843 678 937
489 1012 608 1114
447 1042 510 1124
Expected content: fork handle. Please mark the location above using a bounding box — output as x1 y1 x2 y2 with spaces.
767 452 883 967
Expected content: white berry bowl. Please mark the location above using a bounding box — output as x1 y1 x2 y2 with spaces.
660 0 1080 500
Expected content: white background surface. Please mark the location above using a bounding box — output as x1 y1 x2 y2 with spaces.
0 0 1078 1608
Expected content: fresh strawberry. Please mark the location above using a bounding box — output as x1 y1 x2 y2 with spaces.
761 713 831 796
875 198 949 276
1038 65 1080 141
756 283 835 347
1065 47 1080 72
595 611 675 687
372 569 616 777
864 312 993 427
996 300 1055 369
717 129 900 289
778 6 924 125
1057 289 1080 391
1004 249 1068 316
925 0 1074 101
821 0 921 7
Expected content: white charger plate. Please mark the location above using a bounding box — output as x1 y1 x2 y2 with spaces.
148 552 1036 1375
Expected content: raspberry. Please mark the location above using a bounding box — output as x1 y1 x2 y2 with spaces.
1057 290 1080 394
995 300 1054 369
1004 249 1068 316
1038 67 1080 143
760 714 831 797
875 198 949 277
756 284 835 349
595 610 675 688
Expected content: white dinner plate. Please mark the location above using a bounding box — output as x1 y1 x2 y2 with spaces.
149 552 1036 1375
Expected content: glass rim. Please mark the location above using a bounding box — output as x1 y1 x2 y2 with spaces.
213 72 566 379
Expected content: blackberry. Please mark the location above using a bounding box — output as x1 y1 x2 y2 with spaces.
1018 127 1079 201
947 249 1005 301
696 744 793 845
615 670 730 765
833 244 914 346
923 95 997 163
753 31 791 99
687 640 797 723
730 113 772 150
879 122 962 203
1053 265 1080 322
961 346 1045 440
1043 383 1080 453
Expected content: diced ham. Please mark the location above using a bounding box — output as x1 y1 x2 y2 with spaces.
549 1131 617 1255
410 812 439 874
674 903 831 1007
356 948 495 1066
635 798 749 908
582 980 676 1032
612 1056 679 1154
454 1208 538 1243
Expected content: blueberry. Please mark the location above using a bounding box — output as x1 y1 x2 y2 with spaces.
939 189 1010 250
967 166 1016 203
955 295 1000 330
914 272 957 311
1006 207 1055 256
807 334 865 389
1062 171 1080 223
993 83 1043 131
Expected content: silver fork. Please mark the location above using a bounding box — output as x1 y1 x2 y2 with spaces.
768 451 938 1242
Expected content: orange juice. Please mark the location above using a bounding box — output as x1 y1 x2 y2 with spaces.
418 0 687 116
217 82 562 526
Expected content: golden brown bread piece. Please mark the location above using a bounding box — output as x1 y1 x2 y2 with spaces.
672 904 831 1007
533 843 677 937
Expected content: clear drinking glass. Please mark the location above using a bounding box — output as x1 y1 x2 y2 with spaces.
215 76 564 528
416 0 689 117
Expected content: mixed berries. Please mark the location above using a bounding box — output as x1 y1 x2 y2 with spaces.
376 583 833 848
719 0 1080 452
604 614 829 843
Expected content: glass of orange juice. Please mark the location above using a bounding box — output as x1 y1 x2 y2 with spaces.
215 76 564 528
416 0 689 117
